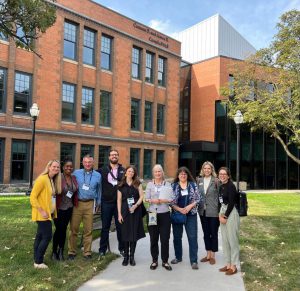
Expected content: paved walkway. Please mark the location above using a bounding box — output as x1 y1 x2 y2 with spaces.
78 216 245 291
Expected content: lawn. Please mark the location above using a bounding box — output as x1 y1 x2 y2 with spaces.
240 192 300 291
0 196 117 291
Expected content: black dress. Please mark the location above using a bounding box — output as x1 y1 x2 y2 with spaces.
119 183 146 242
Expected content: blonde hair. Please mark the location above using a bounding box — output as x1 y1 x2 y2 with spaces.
40 160 62 194
152 164 165 180
199 161 217 178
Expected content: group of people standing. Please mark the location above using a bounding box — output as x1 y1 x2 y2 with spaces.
30 150 240 276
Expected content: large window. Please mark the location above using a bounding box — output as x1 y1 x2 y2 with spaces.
14 72 31 114
60 143 76 164
145 52 154 83
130 148 140 174
81 87 94 124
0 68 7 112
131 99 140 130
144 101 152 132
62 82 76 122
64 21 78 60
0 139 4 183
132 47 141 79
80 144 94 168
100 90 111 127
157 104 165 134
101 35 112 71
158 57 166 87
98 145 111 169
143 149 152 179
156 150 165 168
83 28 96 66
215 101 227 143
11 140 29 182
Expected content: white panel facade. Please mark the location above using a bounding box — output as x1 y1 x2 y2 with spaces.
175 14 256 63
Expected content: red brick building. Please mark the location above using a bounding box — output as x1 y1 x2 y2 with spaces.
0 0 181 184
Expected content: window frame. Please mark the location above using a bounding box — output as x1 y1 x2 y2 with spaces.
81 86 94 125
144 101 153 132
62 82 76 122
83 27 96 66
132 47 142 79
80 144 95 168
0 67 7 113
158 56 166 87
60 143 76 166
98 145 111 169
145 51 154 83
156 150 165 168
130 148 140 174
131 98 140 131
13 71 32 115
143 149 153 179
157 103 165 134
101 34 113 71
99 90 111 127
63 20 78 61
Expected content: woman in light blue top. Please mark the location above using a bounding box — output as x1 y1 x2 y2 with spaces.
145 164 173 271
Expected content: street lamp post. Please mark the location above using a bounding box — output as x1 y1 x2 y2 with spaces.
26 103 40 196
234 110 243 192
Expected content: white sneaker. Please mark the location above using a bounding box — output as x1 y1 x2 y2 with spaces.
34 263 48 269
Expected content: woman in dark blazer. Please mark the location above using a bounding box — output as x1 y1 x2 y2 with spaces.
197 161 220 265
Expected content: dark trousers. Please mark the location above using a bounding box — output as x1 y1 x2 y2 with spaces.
148 212 171 263
33 220 52 264
53 207 73 253
99 201 124 253
172 214 198 264
200 214 220 252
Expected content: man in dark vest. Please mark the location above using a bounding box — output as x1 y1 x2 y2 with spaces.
98 149 125 256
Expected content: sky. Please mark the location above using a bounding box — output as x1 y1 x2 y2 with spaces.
93 0 300 50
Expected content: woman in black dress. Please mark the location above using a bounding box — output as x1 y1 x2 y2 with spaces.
117 166 145 266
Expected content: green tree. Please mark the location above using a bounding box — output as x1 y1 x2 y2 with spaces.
222 9 300 164
0 0 56 57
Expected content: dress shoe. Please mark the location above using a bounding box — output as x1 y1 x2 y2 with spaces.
209 257 216 265
219 266 229 272
129 256 136 266
225 268 238 275
162 262 172 271
150 262 158 270
171 258 182 264
122 257 129 266
191 263 199 270
200 256 210 262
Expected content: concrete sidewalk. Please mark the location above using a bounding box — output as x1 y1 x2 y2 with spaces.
78 216 245 291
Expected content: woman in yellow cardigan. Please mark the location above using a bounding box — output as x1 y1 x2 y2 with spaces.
30 160 61 269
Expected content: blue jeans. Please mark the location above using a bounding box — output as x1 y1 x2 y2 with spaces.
172 214 198 264
99 201 124 253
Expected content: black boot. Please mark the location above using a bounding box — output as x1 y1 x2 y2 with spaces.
129 242 136 266
51 251 58 261
122 242 129 266
58 248 65 261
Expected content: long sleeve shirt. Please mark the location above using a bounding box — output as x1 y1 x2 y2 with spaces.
73 169 102 206
220 180 238 218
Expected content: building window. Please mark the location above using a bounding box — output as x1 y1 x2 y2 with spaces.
101 35 112 70
131 99 140 130
60 143 76 164
145 52 154 83
64 21 78 60
0 68 7 112
98 145 111 169
157 104 165 134
81 87 94 124
0 31 8 41
156 150 165 168
144 101 152 132
100 90 111 127
130 148 140 174
14 72 31 114
62 82 76 122
83 28 96 66
80 144 94 168
158 57 166 87
0 139 4 183
229 74 235 98
132 47 141 79
11 140 29 182
143 149 152 179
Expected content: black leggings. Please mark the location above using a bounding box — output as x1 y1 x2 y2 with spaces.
53 207 73 252
33 220 52 264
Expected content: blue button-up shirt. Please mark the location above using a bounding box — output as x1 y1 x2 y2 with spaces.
73 169 102 206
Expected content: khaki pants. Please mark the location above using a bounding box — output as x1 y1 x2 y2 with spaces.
219 204 240 265
68 200 94 256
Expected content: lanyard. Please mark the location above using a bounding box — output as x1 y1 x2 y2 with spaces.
108 166 118 180
49 176 56 196
63 174 74 191
84 170 93 186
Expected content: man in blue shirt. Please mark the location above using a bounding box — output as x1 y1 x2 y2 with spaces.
68 155 102 259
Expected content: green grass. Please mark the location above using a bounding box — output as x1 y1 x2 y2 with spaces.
240 193 300 291
0 196 118 291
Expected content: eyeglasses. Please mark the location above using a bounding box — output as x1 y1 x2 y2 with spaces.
219 173 228 176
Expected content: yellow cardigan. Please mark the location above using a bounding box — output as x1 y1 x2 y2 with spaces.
30 174 57 221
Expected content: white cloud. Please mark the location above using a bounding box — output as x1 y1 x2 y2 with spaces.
148 19 171 33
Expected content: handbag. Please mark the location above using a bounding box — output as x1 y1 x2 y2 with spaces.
171 189 188 224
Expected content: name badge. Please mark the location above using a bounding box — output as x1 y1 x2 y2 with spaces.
181 189 188 196
219 196 223 204
155 186 161 193
127 197 134 210
82 184 90 191
148 212 157 226
51 196 56 214
66 191 73 198
111 179 118 186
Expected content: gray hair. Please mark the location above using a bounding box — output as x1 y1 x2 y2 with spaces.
152 164 165 180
